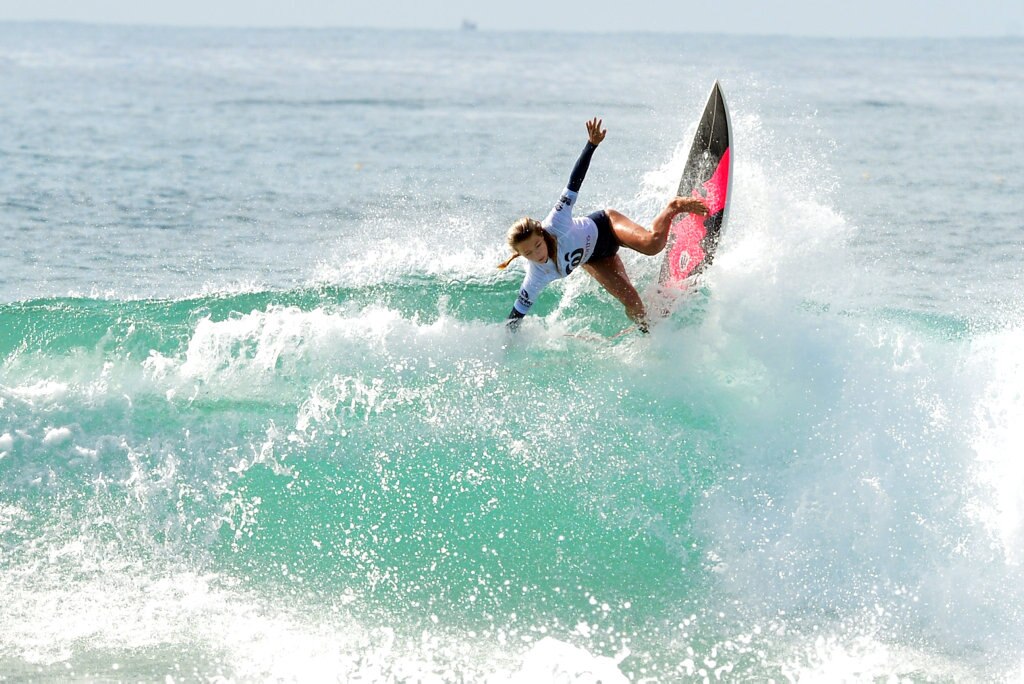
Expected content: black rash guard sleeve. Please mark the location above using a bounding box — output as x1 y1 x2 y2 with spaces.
567 142 598 193
506 307 525 331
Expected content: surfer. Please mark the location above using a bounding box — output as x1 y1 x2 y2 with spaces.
499 117 708 332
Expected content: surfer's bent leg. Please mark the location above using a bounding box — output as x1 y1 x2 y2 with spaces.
582 255 649 332
607 198 709 256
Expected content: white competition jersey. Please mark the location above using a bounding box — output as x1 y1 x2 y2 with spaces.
512 187 598 316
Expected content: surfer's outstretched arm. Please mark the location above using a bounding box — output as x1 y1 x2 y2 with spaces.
566 117 606 192
505 272 550 331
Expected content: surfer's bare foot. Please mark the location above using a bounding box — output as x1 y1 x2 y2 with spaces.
668 197 709 217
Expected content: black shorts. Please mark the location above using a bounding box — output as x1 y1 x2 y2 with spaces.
587 210 619 262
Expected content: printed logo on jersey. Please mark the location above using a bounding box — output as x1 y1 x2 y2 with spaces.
516 288 533 309
563 248 584 275
554 193 574 213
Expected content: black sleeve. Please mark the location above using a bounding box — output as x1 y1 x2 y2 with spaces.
567 141 598 193
506 307 525 331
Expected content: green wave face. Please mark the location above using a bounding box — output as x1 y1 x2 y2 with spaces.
3 278 1018 680
0 284 731 675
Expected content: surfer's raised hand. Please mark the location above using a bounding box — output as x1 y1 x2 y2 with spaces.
669 196 709 217
586 117 606 146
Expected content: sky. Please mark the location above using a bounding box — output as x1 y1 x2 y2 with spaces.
1 0 1022 37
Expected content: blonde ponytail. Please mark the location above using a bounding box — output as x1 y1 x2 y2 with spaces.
497 253 520 270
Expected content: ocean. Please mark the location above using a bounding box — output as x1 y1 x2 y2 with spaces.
1 22 1023 682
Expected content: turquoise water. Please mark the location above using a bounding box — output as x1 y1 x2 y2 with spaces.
2 23 1023 681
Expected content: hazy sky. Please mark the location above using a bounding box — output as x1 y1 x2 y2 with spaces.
2 0 1022 37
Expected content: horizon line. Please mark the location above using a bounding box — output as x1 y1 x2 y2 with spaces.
1 18 1021 41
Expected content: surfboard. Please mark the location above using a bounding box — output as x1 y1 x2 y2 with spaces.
658 81 732 289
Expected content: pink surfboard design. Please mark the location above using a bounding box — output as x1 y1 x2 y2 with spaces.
659 82 732 289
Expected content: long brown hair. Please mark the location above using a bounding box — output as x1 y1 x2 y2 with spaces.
497 217 556 270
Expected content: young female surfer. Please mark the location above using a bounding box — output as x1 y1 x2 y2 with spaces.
499 117 708 332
